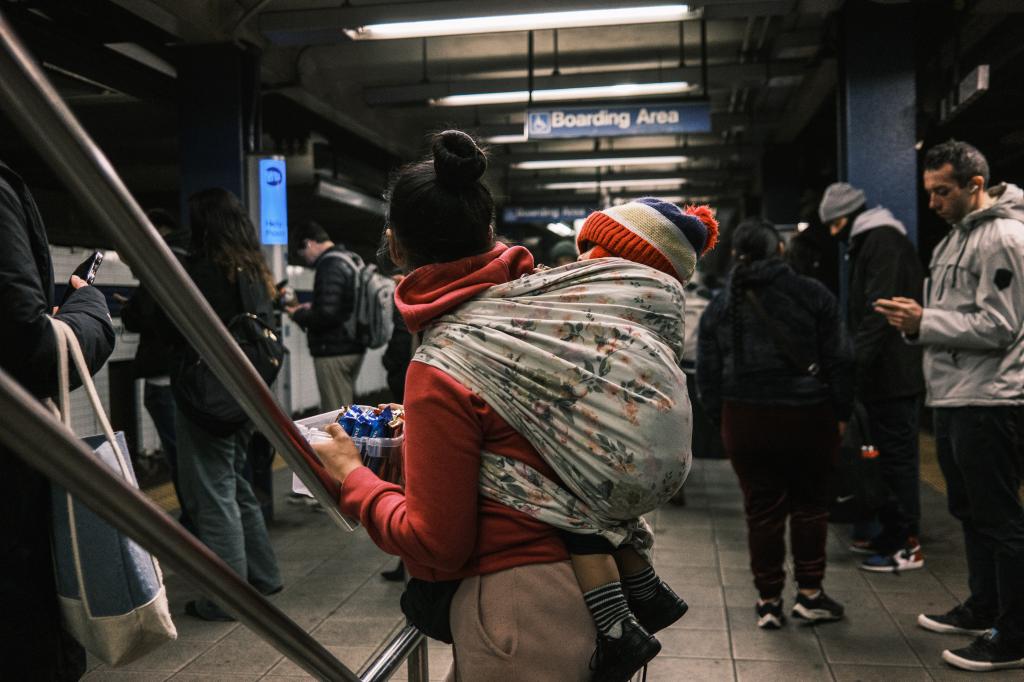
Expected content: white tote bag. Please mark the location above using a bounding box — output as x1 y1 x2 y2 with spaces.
49 317 177 666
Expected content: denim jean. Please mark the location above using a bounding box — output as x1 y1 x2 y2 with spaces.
175 407 282 619
863 396 921 551
935 406 1024 641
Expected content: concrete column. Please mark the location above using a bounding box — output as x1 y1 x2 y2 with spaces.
177 44 260 212
838 1 918 244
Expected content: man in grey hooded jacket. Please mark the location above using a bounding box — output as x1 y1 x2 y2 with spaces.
820 183 925 574
877 140 1024 672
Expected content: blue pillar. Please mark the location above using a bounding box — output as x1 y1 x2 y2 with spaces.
178 44 260 214
838 1 918 245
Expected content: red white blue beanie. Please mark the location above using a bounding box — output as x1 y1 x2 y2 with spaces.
576 197 719 283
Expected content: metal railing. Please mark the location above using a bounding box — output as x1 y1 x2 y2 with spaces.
0 10 427 681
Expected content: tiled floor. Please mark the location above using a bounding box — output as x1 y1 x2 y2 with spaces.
84 457 1022 681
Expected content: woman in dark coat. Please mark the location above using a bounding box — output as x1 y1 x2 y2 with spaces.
697 218 853 630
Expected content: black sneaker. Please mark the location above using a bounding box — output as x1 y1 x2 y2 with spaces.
942 629 1024 672
590 618 661 682
756 599 786 630
792 591 844 623
628 581 689 634
918 604 994 636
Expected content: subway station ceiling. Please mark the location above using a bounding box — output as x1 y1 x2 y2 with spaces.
99 0 844 211
2 0 1021 250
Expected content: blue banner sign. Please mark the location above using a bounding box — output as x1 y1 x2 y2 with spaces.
259 158 288 245
503 205 595 224
526 101 710 139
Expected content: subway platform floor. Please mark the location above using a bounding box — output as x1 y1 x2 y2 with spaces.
83 454 1021 682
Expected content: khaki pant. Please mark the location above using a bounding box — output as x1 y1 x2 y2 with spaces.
313 353 364 411
446 561 596 682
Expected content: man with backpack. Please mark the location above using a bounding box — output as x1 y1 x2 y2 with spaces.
287 222 370 410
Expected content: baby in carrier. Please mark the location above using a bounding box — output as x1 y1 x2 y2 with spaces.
567 198 718 682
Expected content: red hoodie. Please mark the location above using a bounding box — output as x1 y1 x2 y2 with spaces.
338 243 569 580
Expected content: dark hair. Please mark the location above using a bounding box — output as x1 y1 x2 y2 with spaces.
731 218 782 266
146 208 177 233
727 218 783 367
188 188 274 297
385 130 495 269
924 139 989 188
294 220 331 244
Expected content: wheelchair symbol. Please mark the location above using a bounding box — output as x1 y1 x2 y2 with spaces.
528 112 552 136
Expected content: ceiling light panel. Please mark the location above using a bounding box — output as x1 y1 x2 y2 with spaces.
542 177 688 190
430 81 692 107
513 155 689 170
345 5 693 40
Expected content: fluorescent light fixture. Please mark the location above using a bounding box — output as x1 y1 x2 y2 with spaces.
315 178 386 216
546 222 575 237
484 133 530 144
345 5 691 40
431 81 691 107
542 177 687 191
513 155 689 170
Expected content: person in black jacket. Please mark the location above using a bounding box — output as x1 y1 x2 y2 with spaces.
287 221 366 410
697 218 853 630
116 208 192 527
166 188 282 621
819 183 926 573
0 161 115 679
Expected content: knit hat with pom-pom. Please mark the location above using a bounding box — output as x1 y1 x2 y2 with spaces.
576 197 719 283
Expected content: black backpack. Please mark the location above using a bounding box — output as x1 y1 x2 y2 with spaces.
173 272 285 436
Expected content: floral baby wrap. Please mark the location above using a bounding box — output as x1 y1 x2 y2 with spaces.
414 258 692 547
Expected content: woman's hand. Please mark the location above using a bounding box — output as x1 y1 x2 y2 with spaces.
312 423 363 484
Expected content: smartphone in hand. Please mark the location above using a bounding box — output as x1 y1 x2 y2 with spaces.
59 250 103 307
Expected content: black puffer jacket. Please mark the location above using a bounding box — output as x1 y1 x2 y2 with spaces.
697 258 854 424
120 245 188 379
845 214 924 402
291 246 364 357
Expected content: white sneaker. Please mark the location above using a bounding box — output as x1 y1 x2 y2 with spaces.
860 541 924 573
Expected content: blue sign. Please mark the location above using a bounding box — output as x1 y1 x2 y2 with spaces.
526 101 711 140
503 205 595 224
259 158 288 245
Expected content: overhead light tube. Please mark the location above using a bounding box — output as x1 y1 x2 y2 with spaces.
541 177 688 191
430 81 691 107
345 5 692 40
546 222 575 237
513 155 689 170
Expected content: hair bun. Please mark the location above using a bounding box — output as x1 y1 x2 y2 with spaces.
432 130 487 188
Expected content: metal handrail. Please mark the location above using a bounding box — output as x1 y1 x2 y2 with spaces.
0 9 350 535
0 10 435 681
0 369 357 681
359 625 428 682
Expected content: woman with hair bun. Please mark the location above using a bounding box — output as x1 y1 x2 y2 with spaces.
696 218 853 630
315 131 596 679
313 130 700 680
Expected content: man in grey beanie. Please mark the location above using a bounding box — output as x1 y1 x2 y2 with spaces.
819 182 925 574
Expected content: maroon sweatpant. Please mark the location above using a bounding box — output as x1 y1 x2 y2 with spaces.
722 401 839 599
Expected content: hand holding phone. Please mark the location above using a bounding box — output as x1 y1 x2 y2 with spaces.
59 251 103 307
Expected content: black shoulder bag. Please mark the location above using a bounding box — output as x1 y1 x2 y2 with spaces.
173 273 285 436
400 578 462 643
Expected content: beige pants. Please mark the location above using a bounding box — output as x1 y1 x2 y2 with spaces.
313 353 364 411
445 561 596 682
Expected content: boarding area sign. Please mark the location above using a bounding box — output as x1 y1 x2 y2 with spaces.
503 205 595 224
526 101 711 140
